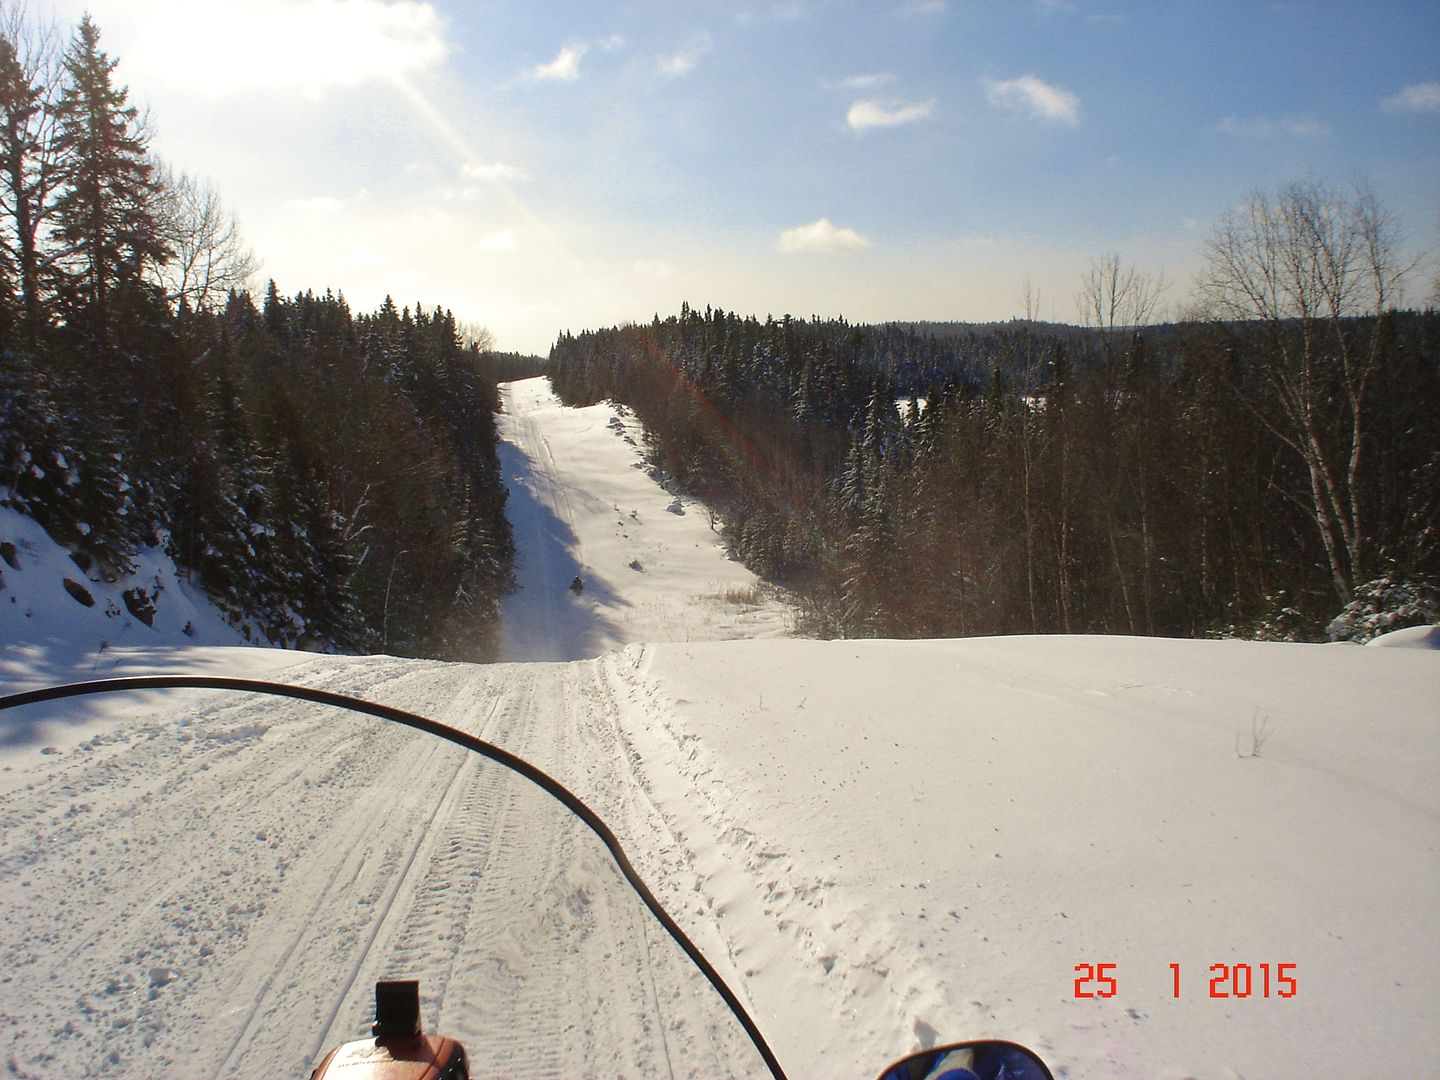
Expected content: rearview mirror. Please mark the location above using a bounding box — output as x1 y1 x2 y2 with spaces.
876 1040 1055 1080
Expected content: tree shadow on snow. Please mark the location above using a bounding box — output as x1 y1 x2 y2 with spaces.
497 439 627 662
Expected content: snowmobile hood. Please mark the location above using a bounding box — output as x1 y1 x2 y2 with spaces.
309 1034 466 1080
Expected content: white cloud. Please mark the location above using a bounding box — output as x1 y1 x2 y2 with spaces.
1216 114 1329 137
982 74 1080 124
463 161 529 181
777 218 873 254
598 34 626 51
477 230 517 252
120 0 447 95
842 73 896 91
657 34 712 76
532 44 586 81
1382 82 1440 114
1035 0 1075 12
847 98 936 132
897 0 947 15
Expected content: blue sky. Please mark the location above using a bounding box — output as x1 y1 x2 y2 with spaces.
44 0 1440 353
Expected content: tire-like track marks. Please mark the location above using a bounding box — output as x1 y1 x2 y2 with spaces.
0 656 758 1078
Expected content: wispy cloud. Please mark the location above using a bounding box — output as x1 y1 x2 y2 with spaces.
463 162 529 181
1216 114 1329 137
842 73 896 91
529 34 625 81
777 218 873 254
657 33 712 76
531 44 586 81
123 0 447 95
847 98 936 132
982 74 1080 124
897 0 947 15
1382 82 1440 114
735 2 808 24
1035 0 1076 13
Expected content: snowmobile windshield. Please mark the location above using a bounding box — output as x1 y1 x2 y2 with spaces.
0 677 773 1078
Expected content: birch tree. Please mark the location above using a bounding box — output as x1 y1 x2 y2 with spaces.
1198 180 1406 603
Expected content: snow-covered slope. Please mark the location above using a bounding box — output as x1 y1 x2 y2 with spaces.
0 502 264 696
2 378 1436 1080
497 378 790 660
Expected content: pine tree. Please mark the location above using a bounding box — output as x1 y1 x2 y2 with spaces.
50 15 166 344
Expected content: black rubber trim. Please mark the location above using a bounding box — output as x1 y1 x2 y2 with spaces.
0 675 789 1080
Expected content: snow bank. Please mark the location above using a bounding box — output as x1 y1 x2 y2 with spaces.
0 503 248 661
611 635 1440 1079
1366 623 1440 649
0 503 312 759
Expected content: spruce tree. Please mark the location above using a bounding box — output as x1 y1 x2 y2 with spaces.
51 15 166 344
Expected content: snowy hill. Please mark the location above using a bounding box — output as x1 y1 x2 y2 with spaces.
0 379 1436 1080
497 378 791 659
0 503 252 669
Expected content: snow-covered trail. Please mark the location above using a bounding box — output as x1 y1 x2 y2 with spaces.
496 378 790 661
0 654 764 1078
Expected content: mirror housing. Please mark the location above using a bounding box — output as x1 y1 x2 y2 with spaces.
876 1040 1055 1080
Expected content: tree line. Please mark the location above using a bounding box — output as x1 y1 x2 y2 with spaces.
551 182 1439 641
0 13 513 658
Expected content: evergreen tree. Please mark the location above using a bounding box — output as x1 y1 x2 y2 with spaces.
50 15 166 344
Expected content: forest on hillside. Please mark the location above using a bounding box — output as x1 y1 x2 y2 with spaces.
0 14 515 658
551 188 1440 642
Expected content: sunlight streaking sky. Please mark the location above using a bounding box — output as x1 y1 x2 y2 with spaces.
42 0 1440 353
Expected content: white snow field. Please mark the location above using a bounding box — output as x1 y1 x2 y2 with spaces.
0 377 1436 1079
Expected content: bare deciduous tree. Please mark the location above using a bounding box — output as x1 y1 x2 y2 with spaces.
1198 179 1408 603
0 3 62 343
152 164 258 312
1077 252 1168 365
455 318 494 352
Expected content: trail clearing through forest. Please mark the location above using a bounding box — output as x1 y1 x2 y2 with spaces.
1 378 1436 1079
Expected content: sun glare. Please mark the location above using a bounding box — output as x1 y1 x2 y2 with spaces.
124 0 446 95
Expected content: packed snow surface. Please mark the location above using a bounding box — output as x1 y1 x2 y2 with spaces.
1 378 1437 1079
496 377 790 660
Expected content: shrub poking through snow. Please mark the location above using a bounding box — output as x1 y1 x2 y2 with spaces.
1326 577 1440 644
1212 591 1312 642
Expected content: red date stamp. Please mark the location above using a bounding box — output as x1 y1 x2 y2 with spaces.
1073 962 1298 999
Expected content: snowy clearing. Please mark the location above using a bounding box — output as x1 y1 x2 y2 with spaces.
1 378 1436 1079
